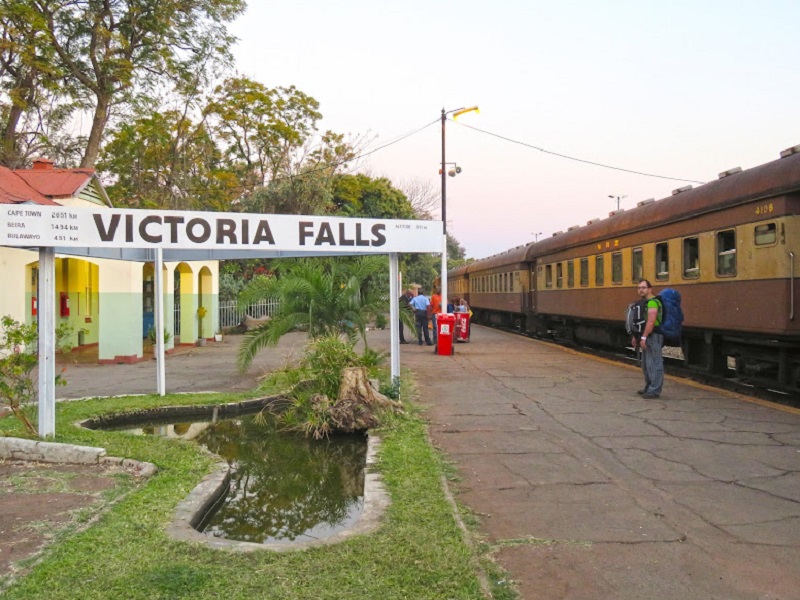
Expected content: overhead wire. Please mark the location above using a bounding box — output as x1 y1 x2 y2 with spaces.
450 119 707 185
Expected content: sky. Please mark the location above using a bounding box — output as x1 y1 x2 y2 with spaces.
228 0 800 259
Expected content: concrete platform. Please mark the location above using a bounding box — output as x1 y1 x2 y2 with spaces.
402 326 800 600
46 326 800 599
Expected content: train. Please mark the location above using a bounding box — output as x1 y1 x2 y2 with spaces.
449 144 800 394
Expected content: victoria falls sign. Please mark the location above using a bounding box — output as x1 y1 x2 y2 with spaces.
1 206 443 253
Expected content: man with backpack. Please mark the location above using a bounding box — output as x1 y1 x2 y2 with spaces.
632 279 664 399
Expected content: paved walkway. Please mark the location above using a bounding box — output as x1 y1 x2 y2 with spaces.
402 326 800 600
54 327 800 599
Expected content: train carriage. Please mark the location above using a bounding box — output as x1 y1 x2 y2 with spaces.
454 145 800 393
464 245 531 329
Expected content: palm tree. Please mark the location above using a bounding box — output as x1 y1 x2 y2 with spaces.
236 257 388 371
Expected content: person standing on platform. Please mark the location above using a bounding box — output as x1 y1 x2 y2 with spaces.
410 290 432 346
398 289 413 344
632 279 664 399
430 288 442 344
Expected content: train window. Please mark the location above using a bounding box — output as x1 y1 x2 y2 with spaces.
754 223 777 246
505 272 510 292
612 252 623 285
556 263 563 288
716 230 736 277
655 242 669 281
567 261 574 287
580 258 589 286
632 248 643 283
545 265 553 288
595 255 605 286
683 237 700 279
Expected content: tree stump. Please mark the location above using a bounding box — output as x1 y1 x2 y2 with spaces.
329 367 402 433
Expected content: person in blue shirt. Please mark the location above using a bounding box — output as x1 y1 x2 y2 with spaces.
409 290 432 346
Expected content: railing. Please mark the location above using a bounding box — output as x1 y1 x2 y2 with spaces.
218 299 280 329
172 299 280 334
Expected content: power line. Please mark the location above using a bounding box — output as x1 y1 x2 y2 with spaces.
452 119 706 185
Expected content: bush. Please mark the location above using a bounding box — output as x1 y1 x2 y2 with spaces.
146 326 172 346
0 316 71 435
299 335 360 399
275 334 395 439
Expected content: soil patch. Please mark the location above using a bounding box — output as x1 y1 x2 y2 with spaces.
0 460 139 589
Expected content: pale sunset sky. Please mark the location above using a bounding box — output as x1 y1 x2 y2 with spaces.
229 0 800 258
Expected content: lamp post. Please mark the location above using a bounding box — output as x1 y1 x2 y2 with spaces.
440 105 478 317
532 232 542 242
608 194 627 211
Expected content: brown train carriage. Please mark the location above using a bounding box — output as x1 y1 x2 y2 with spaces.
449 264 471 309
465 245 532 328
530 149 800 391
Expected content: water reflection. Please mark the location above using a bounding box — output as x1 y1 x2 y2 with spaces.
131 415 366 543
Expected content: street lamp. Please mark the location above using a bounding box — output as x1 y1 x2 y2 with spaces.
531 232 542 242
608 194 627 211
440 105 478 317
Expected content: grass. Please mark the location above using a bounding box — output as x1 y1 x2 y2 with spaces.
0 376 510 599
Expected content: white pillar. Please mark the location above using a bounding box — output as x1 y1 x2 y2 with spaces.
37 247 56 438
389 253 400 387
154 248 166 396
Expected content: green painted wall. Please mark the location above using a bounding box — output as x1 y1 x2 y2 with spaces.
98 292 143 360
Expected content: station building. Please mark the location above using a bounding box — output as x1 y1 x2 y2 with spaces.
0 159 219 363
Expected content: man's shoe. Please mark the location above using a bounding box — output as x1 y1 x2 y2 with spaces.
641 392 660 399
426 342 433 346
399 340 408 344
636 389 646 396
418 342 423 346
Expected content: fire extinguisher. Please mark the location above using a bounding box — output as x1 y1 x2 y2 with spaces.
59 292 70 317
31 296 37 316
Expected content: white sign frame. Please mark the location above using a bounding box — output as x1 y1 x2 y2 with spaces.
1 206 443 437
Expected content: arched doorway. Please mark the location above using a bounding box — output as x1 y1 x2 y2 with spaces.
174 263 195 344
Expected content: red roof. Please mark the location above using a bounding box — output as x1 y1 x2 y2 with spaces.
15 167 95 198
0 165 59 206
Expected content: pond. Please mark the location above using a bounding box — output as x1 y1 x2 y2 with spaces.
122 413 367 544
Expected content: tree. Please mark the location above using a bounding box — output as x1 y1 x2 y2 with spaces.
0 0 73 167
239 166 334 216
19 0 244 168
236 257 389 371
398 177 440 219
331 174 416 219
97 110 238 210
205 78 323 190
447 234 466 263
